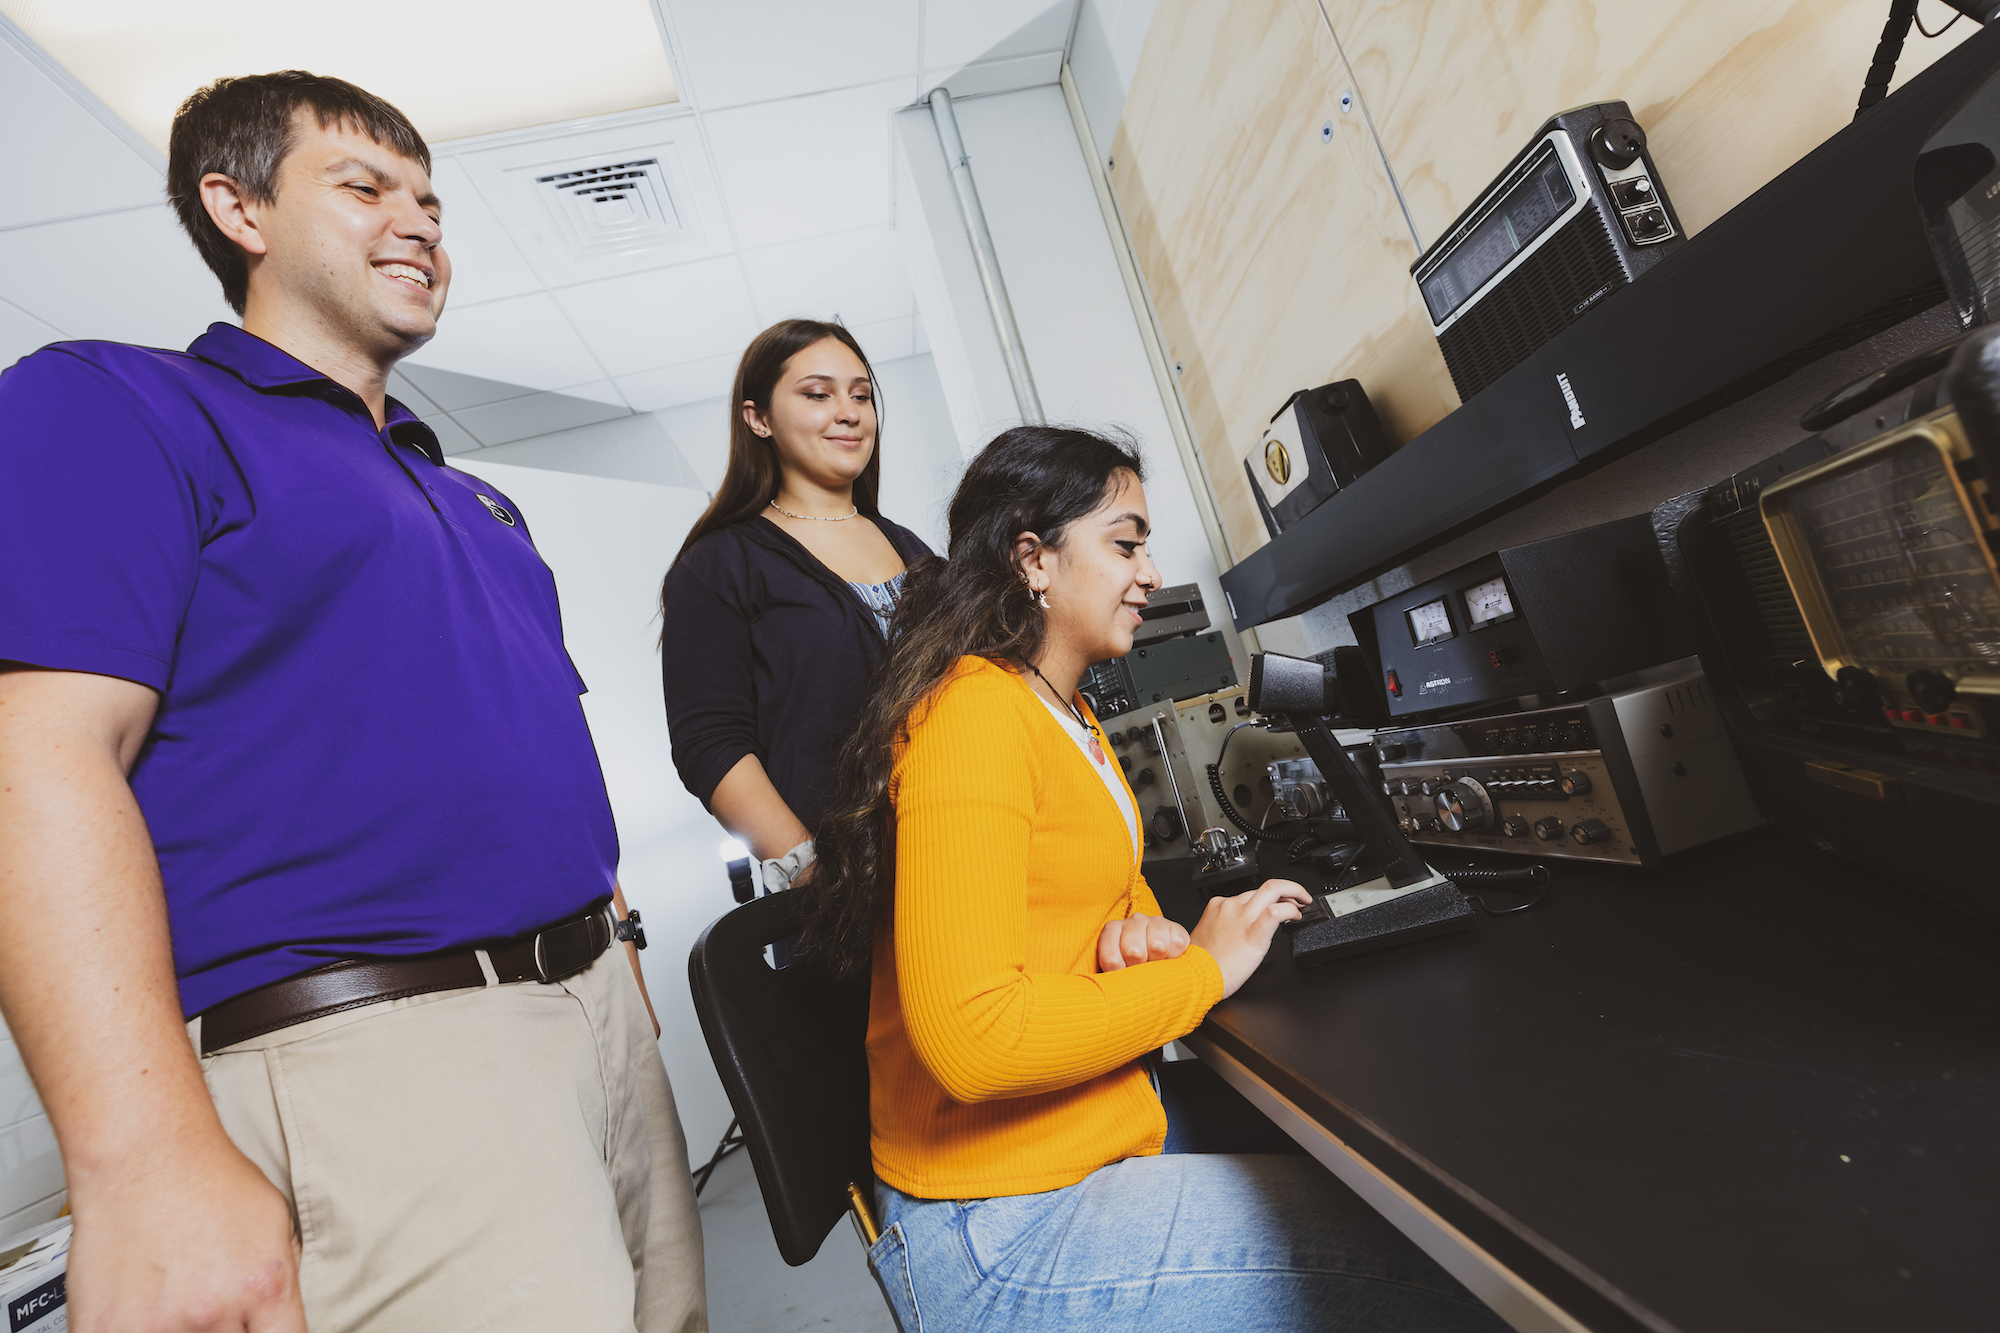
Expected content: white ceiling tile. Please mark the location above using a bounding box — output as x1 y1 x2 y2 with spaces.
0 37 163 230
385 368 444 416
738 225 913 332
0 204 234 351
924 50 1062 99
850 313 914 362
0 296 65 371
554 255 759 379
922 0 1074 69
665 0 918 110
465 412 700 490
615 353 739 412
703 79 913 249
452 111 733 288
428 157 546 310
452 381 630 446
405 291 606 390
399 364 538 411
425 413 485 455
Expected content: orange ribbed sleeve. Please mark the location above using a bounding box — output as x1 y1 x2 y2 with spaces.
867 657 1224 1199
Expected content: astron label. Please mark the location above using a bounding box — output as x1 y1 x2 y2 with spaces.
1556 372 1586 429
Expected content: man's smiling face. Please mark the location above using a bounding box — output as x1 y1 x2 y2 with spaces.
249 111 451 360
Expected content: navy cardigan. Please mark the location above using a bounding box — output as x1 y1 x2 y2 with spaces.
660 514 934 834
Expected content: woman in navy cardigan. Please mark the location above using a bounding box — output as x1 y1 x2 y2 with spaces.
660 319 933 892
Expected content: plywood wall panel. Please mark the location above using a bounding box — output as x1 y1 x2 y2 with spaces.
1110 0 1454 559
1116 0 1977 561
1329 0 1975 246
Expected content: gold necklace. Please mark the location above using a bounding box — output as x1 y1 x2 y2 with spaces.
769 499 859 522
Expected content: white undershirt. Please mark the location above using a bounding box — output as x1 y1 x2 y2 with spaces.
1035 694 1140 860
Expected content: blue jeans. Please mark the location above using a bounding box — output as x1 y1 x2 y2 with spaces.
868 1062 1503 1332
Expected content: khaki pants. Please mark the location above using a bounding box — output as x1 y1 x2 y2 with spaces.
191 946 707 1332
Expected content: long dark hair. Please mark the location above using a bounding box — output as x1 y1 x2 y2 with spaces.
797 425 1147 979
667 318 883 573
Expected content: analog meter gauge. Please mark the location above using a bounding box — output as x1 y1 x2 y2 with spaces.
1406 597 1455 647
1463 575 1517 629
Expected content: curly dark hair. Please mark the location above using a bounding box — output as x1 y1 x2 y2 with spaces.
167 71 431 315
795 424 1146 978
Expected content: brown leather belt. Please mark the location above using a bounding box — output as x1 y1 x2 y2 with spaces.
197 906 614 1055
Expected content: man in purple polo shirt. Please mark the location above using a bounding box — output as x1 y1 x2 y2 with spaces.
0 73 706 1331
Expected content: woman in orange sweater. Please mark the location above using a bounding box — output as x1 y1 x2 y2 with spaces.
803 426 1502 1331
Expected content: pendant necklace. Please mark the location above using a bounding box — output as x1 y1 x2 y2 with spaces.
769 498 859 521
1030 664 1107 766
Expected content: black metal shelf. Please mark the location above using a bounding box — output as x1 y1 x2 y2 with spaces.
1219 25 1998 631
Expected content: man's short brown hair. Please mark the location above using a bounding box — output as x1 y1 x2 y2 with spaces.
167 71 432 316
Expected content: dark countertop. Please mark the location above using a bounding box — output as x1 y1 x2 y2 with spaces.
1148 827 2000 1333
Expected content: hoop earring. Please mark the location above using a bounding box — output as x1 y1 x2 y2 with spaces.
1036 590 1050 610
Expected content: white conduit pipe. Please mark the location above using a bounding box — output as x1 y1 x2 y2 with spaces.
928 86 1045 426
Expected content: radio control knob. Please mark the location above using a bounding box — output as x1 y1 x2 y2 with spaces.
1570 818 1611 845
1416 815 1441 833
1119 754 1133 774
1589 117 1646 169
1376 742 1406 761
1133 767 1155 789
1533 816 1565 841
1149 807 1183 842
1418 778 1441 797
1907 669 1956 715
1433 778 1493 833
1559 771 1592 797
1500 814 1531 838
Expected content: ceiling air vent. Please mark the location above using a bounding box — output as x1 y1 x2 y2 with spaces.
533 155 689 258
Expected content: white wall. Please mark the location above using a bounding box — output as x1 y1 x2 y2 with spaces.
0 1014 63 1239
891 81 1247 669
449 458 743 1167
1067 0 1159 169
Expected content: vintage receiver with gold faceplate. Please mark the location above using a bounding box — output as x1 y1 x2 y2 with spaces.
1758 407 2000 735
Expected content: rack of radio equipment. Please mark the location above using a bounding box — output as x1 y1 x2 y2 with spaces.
1094 685 1378 870
1412 101 1684 404
1339 514 1765 865
1077 583 1236 718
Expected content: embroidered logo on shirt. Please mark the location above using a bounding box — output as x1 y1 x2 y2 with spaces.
474 493 517 527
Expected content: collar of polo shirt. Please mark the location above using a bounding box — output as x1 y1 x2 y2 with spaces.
190 322 445 466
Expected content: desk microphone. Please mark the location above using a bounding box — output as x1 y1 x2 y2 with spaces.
1247 652 1476 965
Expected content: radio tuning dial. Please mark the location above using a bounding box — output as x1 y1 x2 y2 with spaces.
1570 818 1612 845
1589 117 1646 169
1433 778 1493 833
1559 770 1592 797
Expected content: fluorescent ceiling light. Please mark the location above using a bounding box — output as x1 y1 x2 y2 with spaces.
1 0 679 152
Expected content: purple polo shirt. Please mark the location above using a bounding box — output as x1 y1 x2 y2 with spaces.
0 325 618 1015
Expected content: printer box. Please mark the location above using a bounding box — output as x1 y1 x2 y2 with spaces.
0 1218 70 1333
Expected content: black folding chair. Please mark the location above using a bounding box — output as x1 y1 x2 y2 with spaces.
687 892 905 1329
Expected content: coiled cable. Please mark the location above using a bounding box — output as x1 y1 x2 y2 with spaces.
1448 864 1552 914
1206 722 1292 843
